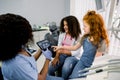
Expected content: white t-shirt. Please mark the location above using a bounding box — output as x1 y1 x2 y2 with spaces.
58 33 82 59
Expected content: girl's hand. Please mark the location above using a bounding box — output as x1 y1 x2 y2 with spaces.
52 46 61 51
51 57 59 66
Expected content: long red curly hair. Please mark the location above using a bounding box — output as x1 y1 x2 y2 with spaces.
83 10 109 47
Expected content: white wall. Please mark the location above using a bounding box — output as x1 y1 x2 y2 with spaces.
70 0 96 34
0 0 70 26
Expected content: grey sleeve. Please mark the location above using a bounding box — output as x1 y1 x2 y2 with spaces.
97 40 108 54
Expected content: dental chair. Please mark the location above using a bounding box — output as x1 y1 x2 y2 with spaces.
69 55 120 80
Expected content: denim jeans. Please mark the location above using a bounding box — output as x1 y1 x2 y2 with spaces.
68 60 89 79
48 54 68 76
62 56 78 79
46 75 64 80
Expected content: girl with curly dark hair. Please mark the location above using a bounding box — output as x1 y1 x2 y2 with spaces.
48 15 82 79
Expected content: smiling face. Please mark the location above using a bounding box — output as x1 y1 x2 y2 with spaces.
83 21 90 35
63 20 69 33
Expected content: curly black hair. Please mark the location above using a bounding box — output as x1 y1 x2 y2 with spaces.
0 13 33 61
60 15 81 40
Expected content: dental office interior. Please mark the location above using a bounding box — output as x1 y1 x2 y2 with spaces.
0 0 120 80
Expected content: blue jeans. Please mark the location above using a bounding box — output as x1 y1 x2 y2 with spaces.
62 56 78 79
48 54 68 76
69 60 89 79
46 75 64 80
